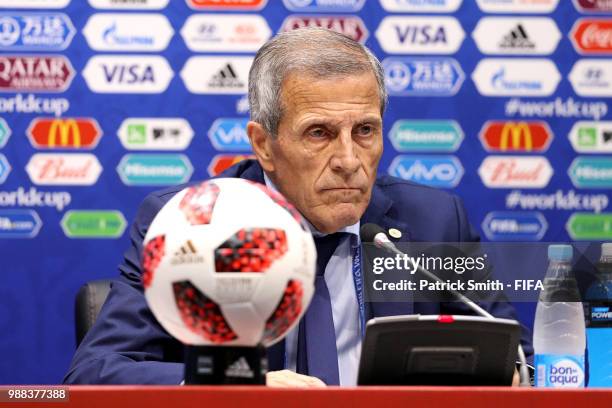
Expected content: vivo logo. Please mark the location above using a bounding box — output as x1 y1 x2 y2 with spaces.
208 118 251 151
388 155 463 188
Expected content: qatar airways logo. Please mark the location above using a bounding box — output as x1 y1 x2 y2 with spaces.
26 153 102 185
478 156 553 188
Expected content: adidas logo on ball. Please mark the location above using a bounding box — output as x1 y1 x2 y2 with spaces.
171 240 204 265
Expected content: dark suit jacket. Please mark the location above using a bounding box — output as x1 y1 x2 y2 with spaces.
64 159 533 384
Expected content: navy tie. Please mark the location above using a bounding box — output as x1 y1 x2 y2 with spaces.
296 232 344 385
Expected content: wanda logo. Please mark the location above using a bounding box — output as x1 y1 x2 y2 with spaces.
571 19 612 54
478 156 553 188
26 153 102 185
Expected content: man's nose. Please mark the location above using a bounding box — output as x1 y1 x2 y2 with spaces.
329 130 361 175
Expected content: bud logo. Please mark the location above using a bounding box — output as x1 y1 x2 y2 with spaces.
181 56 252 95
383 57 464 96
571 19 612 55
482 211 547 241
0 209 42 238
61 210 127 238
0 0 71 7
376 16 465 54
389 120 463 152
567 213 612 240
208 154 254 176
283 0 365 11
26 153 102 185
472 59 560 97
476 0 559 13
0 13 75 51
280 15 368 44
83 13 173 52
186 0 267 9
388 155 464 188
479 121 553 152
569 59 612 97
181 14 271 53
0 118 11 148
569 121 612 153
478 156 553 188
573 0 612 12
117 154 193 185
27 118 102 149
117 118 194 150
380 0 462 12
472 17 561 55
88 0 170 9
82 55 173 94
0 154 11 184
569 157 612 188
0 55 74 92
208 118 251 151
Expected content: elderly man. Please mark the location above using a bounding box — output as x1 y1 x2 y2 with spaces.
65 28 532 386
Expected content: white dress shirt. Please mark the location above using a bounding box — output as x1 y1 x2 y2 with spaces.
263 174 362 386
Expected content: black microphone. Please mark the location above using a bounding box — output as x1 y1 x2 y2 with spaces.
359 223 531 386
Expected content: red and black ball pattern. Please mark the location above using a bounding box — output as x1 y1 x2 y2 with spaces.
262 279 303 344
172 280 238 344
142 235 165 289
179 182 221 225
214 228 288 273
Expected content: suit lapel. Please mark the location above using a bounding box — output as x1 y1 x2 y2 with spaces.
361 184 414 318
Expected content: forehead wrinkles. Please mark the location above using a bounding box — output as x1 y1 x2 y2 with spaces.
281 76 380 131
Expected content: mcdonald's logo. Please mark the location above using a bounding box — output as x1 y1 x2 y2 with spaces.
27 118 102 149
479 121 552 152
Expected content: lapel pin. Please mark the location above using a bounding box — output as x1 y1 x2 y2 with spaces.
388 228 402 239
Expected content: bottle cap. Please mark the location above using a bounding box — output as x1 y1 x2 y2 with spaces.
548 244 573 262
602 243 612 258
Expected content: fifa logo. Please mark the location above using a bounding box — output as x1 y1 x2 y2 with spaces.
499 122 533 151
48 119 81 148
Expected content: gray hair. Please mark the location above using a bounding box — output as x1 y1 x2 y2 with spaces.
248 27 387 137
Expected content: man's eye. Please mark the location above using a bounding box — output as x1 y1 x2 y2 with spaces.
356 125 373 137
309 128 327 138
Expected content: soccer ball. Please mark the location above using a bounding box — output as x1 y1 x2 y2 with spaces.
142 178 316 347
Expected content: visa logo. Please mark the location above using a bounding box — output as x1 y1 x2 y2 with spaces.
395 24 447 45
103 64 155 84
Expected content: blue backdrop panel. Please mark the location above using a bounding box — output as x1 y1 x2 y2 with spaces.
0 0 610 384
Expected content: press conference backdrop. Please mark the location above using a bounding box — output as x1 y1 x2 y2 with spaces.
0 0 610 384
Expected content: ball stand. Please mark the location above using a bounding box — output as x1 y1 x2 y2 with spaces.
184 345 267 385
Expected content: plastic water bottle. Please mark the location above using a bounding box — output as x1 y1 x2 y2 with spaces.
534 245 585 388
585 243 612 387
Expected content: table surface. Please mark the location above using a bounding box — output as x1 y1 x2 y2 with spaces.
3 386 612 408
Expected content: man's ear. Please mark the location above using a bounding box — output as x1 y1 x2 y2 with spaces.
247 121 275 173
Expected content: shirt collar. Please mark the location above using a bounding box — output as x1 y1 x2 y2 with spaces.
263 172 360 239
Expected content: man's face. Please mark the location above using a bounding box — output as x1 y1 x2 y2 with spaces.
263 72 383 233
